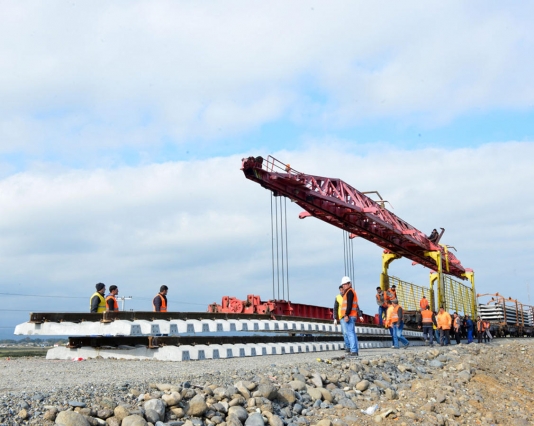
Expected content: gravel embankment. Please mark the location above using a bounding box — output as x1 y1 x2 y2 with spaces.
1 340 533 425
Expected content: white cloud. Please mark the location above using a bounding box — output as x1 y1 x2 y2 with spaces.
1 1 533 157
1 142 533 336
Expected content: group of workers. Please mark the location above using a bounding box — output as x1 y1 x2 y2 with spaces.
335 280 494 353
89 283 169 313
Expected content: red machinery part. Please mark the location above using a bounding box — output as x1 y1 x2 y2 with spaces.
207 294 374 323
241 155 468 280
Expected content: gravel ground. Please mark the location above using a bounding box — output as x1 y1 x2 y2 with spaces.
1 339 533 425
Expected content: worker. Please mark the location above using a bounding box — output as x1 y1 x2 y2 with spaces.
452 313 461 344
419 295 429 310
465 315 474 343
90 283 106 313
483 319 492 342
153 285 168 312
428 228 439 243
340 276 361 358
385 299 410 349
477 316 484 343
419 305 436 346
105 285 119 312
436 307 452 346
432 311 440 342
333 284 349 353
385 285 398 304
375 287 388 326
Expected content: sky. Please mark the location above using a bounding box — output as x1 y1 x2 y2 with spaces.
1 1 533 338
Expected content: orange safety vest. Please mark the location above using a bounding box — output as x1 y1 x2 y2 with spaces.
153 294 167 312
387 304 401 326
376 292 387 307
341 288 358 317
453 316 461 330
385 288 397 303
437 311 452 329
477 320 484 332
420 298 429 310
421 309 434 324
105 295 119 311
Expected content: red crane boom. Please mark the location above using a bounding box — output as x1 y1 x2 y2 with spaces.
241 155 468 280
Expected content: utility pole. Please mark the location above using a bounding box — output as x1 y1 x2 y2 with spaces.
117 296 132 311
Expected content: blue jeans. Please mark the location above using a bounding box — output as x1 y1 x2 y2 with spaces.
378 306 387 326
467 329 473 343
344 316 359 353
391 322 409 348
340 319 349 349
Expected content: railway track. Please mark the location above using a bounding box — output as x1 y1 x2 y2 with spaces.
16 311 424 361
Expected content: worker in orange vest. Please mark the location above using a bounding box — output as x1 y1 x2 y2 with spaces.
375 287 388 326
385 285 398 304
340 276 361 358
333 285 349 353
436 307 452 346
105 285 119 312
385 299 410 349
419 295 429 310
153 285 168 312
418 306 436 346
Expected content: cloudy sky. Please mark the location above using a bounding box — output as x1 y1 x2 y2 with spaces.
1 1 533 337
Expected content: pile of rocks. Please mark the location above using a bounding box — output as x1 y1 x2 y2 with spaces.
1 339 533 425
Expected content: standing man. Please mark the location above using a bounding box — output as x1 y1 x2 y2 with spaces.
465 315 474 343
375 287 388 326
483 319 492 342
385 285 398 304
437 307 452 346
419 305 436 346
477 316 484 343
453 313 461 344
340 276 361 358
106 285 119 312
90 283 106 313
419 295 429 310
334 284 349 353
386 299 410 349
153 285 168 312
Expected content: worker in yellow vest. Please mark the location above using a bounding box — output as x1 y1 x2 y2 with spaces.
90 283 106 313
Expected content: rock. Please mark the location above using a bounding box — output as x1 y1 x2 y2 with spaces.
276 388 297 404
170 406 185 418
429 360 443 368
288 381 306 391
156 383 172 391
105 417 120 426
445 407 461 417
316 420 332 426
245 412 265 426
227 415 244 426
96 409 112 419
373 380 389 390
306 387 323 401
100 398 117 410
144 398 165 419
268 414 284 426
113 405 130 422
319 388 333 402
435 393 446 403
255 384 277 400
145 408 161 423
384 388 397 400
18 408 29 420
55 410 91 426
337 398 357 409
355 380 370 392
187 394 208 417
44 409 57 421
228 405 249 423
457 370 471 383
162 392 182 406
310 373 323 388
121 415 149 426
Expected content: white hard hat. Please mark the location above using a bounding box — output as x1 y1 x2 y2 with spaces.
341 276 351 285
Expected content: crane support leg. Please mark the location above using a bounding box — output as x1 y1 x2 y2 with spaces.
425 251 445 310
462 270 477 318
380 252 402 291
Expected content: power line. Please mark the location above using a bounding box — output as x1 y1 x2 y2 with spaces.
0 292 205 306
